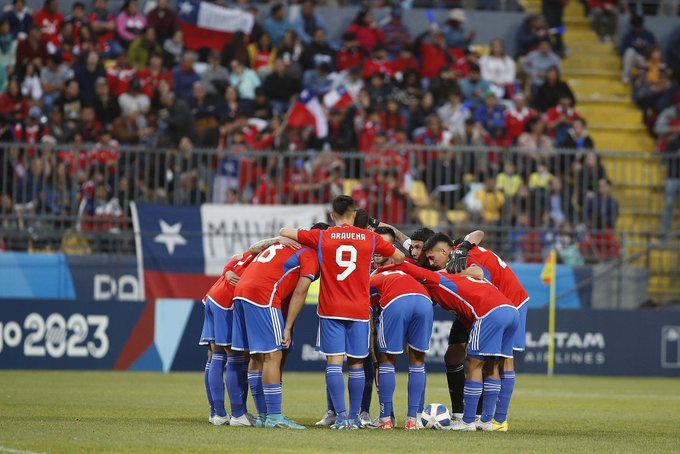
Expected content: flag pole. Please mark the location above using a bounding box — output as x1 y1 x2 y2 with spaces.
547 249 557 377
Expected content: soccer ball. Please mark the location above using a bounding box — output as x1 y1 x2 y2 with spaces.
421 403 452 429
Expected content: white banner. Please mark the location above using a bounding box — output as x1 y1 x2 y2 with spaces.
200 204 327 275
197 3 254 34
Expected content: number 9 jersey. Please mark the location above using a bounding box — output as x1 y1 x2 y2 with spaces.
297 224 396 321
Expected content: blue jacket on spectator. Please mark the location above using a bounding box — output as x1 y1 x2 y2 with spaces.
172 66 201 102
293 12 326 44
618 27 656 56
264 17 294 48
459 78 490 112
584 194 619 229
5 8 32 39
443 25 471 49
474 103 506 134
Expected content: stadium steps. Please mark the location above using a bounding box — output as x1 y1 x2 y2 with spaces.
561 6 677 302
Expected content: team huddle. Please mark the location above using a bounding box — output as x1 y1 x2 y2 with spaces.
199 195 528 431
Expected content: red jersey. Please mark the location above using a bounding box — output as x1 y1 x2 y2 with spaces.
234 244 319 310
369 269 431 310
204 252 256 310
463 245 529 308
34 9 64 41
386 262 513 328
297 224 396 321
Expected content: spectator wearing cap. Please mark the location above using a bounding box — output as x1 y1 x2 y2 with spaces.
480 38 516 98
16 26 48 67
172 51 201 102
201 51 229 97
116 0 146 48
229 60 261 101
381 6 411 58
146 0 177 44
34 0 63 42
41 54 73 111
6 0 33 39
75 51 106 101
522 38 561 95
619 15 656 84
300 27 335 73
128 27 162 70
292 0 326 45
264 3 293 48
264 58 301 115
347 8 383 52
459 64 490 112
532 66 574 112
443 9 475 50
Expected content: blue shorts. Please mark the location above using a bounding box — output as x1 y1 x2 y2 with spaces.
467 306 519 359
199 297 233 346
513 302 529 351
316 318 370 358
377 295 433 354
231 298 284 354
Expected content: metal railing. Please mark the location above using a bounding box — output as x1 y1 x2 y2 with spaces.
1 141 678 302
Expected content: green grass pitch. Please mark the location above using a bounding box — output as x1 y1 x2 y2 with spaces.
1 371 679 453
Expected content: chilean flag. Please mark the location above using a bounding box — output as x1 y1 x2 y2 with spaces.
287 89 328 138
177 0 254 52
323 86 354 111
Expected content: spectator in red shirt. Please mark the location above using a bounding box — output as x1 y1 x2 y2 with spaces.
416 28 452 80
336 32 367 72
138 53 172 98
391 45 419 78
505 92 535 144
252 171 282 204
347 8 383 52
16 26 48 66
362 45 394 80
544 94 580 143
33 0 63 43
0 76 29 120
106 51 136 97
88 0 120 57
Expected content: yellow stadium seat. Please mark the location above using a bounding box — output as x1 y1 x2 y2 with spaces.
447 210 468 224
410 180 429 206
343 179 359 195
419 209 439 228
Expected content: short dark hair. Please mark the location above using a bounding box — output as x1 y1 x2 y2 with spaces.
374 226 396 241
271 3 284 15
631 14 644 28
410 227 435 243
311 222 330 230
353 208 369 229
422 232 453 253
332 195 355 218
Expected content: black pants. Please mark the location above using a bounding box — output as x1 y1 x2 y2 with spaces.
542 0 565 55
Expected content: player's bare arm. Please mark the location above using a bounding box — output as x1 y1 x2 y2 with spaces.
390 248 406 265
248 235 300 254
464 230 484 246
279 227 299 242
282 277 313 348
378 222 409 245
459 265 484 280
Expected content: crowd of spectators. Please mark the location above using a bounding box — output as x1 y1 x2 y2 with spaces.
0 0 631 261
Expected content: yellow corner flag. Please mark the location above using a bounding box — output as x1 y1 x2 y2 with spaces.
542 249 558 376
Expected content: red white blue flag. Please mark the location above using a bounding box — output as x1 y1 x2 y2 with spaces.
177 0 254 52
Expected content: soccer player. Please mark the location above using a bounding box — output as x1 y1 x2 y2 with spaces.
371 227 434 430
387 251 519 432
199 252 257 426
231 226 322 429
445 236 529 431
280 195 405 429
316 210 382 427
